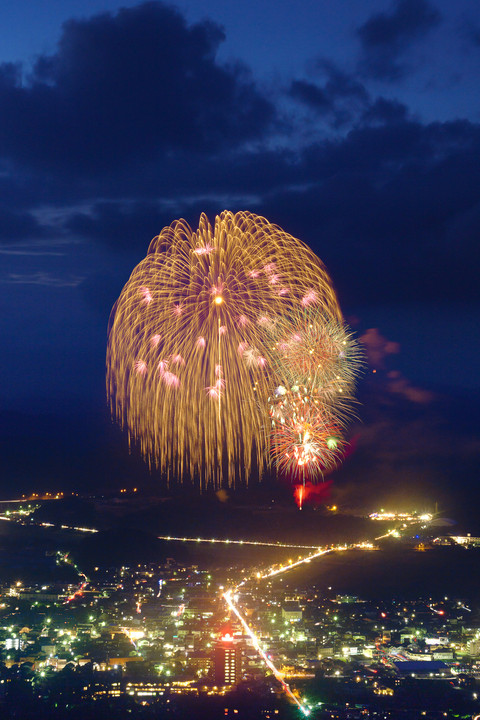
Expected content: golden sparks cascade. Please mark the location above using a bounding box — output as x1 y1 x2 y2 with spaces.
106 210 360 489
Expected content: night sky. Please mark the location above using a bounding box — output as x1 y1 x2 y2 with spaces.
1 0 479 510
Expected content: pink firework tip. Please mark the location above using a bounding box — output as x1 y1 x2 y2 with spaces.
171 353 185 366
237 341 248 355
206 386 222 400
157 360 168 375
215 364 223 378
172 303 184 316
301 289 318 306
218 325 227 335
257 356 267 368
196 336 206 349
193 243 214 255
134 360 147 375
150 334 161 347
163 371 180 388
238 314 249 326
263 262 276 274
139 286 153 305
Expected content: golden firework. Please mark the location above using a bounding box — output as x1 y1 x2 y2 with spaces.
106 210 341 489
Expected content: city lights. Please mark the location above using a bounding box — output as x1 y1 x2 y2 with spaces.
221 539 376 710
1 491 480 718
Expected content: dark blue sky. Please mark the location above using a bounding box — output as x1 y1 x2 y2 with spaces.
1 0 479 502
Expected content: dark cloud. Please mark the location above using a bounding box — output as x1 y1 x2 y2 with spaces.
0 1 274 175
0 1 478 314
290 79 331 111
357 0 441 80
289 62 369 127
360 97 410 125
289 64 413 136
51 111 480 308
257 117 480 306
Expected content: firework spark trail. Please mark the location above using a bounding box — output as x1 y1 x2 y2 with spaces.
107 211 342 490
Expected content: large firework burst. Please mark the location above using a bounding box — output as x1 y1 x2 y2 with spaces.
107 211 348 490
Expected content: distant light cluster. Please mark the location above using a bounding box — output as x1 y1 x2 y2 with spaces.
369 511 433 522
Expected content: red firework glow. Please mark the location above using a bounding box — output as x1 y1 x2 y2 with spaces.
293 480 333 509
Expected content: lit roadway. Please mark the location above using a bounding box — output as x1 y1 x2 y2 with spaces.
161 533 377 716
157 535 319 549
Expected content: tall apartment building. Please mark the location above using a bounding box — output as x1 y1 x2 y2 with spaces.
214 634 242 685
